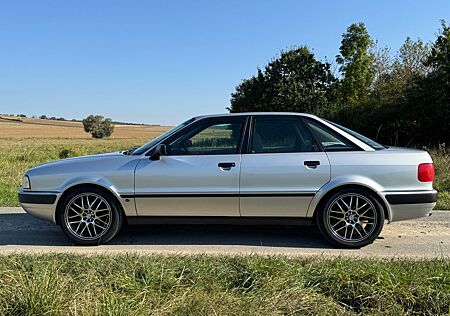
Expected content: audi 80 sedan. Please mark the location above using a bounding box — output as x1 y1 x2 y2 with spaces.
18 113 437 248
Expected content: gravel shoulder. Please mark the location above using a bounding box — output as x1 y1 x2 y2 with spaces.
0 208 448 258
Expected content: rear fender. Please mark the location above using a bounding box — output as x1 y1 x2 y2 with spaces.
307 175 392 222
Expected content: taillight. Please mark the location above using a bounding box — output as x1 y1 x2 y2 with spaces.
418 163 435 182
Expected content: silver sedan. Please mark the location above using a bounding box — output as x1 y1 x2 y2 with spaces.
18 113 437 247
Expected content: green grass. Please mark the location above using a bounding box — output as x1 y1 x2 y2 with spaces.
0 254 447 315
0 137 449 209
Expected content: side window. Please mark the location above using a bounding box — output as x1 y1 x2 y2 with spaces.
251 118 318 153
305 119 360 151
168 119 245 155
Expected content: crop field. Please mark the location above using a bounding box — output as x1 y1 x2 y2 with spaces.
0 116 449 209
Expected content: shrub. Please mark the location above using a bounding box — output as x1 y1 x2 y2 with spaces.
82 115 114 139
58 149 76 159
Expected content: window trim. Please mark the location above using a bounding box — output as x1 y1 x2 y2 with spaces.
245 115 322 155
147 116 249 157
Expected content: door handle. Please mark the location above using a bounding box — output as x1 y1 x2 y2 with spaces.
304 160 320 168
218 162 236 170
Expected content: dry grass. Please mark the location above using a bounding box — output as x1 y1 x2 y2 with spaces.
0 117 170 206
0 116 170 139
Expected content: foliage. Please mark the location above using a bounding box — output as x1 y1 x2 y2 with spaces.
82 114 115 138
229 46 337 116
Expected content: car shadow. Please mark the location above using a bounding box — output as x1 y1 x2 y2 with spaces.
0 213 333 249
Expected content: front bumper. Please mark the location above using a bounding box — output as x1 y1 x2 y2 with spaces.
18 190 60 223
383 190 437 222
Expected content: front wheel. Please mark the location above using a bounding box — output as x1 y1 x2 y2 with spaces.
57 187 123 246
317 188 385 248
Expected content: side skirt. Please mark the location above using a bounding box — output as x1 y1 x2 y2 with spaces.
126 216 313 226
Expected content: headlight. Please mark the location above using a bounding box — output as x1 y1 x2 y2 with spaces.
21 175 31 189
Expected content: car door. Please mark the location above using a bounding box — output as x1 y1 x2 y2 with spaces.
240 115 331 217
134 116 247 216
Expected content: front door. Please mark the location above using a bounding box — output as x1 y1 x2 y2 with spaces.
134 116 247 216
240 116 331 217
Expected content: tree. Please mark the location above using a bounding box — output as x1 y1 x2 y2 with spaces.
336 22 375 105
229 46 337 116
395 37 431 78
413 20 450 145
82 115 114 138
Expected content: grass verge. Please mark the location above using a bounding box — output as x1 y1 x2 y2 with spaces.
0 254 448 315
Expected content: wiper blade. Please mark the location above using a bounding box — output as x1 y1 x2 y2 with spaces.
122 147 137 155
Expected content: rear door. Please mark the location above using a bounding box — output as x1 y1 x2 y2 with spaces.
239 115 330 217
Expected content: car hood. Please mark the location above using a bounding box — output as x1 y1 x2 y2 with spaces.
34 152 122 167
28 152 134 174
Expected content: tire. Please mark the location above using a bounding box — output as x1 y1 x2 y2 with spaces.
57 186 123 246
316 188 385 249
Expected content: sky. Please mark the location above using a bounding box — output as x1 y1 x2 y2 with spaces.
0 1 448 125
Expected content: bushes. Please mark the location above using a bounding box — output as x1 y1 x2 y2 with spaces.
82 115 114 139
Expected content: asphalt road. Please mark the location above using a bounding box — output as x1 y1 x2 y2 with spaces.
0 207 448 258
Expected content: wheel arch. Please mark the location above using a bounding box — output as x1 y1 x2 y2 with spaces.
308 180 391 223
55 183 126 225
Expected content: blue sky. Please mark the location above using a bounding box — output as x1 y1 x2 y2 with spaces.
0 1 448 125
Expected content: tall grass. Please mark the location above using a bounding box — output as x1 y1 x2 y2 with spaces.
0 254 448 315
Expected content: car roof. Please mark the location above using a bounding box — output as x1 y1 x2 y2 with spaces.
192 112 318 120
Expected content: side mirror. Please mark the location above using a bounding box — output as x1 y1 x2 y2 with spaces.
150 144 167 161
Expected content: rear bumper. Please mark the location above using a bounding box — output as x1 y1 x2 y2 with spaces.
385 191 438 205
18 190 59 223
382 190 437 222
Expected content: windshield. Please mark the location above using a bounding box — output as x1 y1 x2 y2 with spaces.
132 118 195 155
326 120 386 150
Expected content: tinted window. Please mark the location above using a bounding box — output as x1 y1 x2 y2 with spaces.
168 119 245 155
251 117 318 153
305 119 360 151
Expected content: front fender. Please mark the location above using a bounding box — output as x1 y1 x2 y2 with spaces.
57 177 137 217
306 175 392 222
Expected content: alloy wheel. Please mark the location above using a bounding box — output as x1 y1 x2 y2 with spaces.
325 193 377 243
64 192 112 241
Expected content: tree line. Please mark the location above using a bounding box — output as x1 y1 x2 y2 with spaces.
229 21 450 147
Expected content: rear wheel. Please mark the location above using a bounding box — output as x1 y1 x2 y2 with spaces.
58 187 123 246
317 188 384 248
